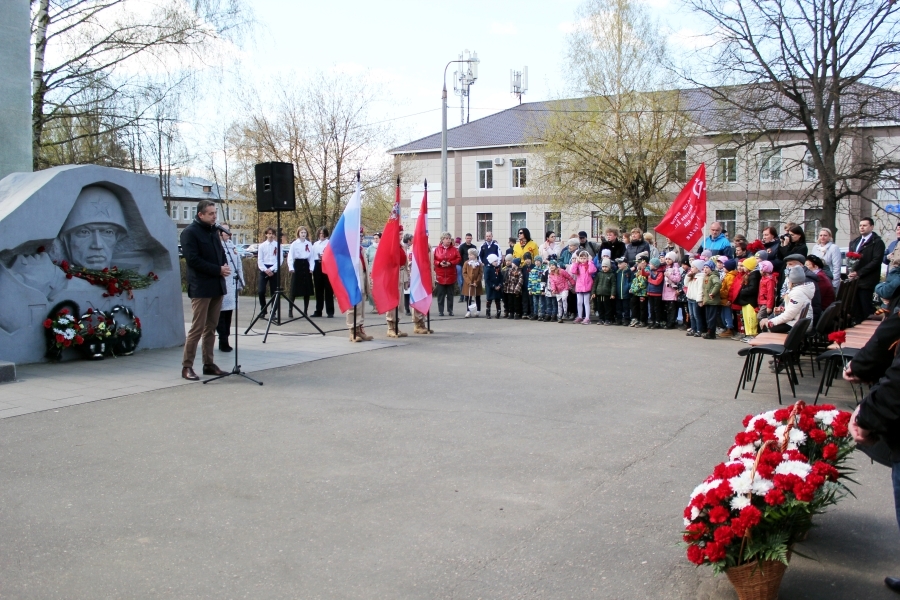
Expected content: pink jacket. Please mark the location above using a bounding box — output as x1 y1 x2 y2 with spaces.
548 268 574 294
567 261 597 293
663 265 682 301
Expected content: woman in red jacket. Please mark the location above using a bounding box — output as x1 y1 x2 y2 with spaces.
433 232 462 316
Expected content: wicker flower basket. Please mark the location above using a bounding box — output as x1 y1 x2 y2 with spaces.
725 559 788 600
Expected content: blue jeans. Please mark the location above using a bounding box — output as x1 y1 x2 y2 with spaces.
893 461 900 531
704 305 720 333
531 295 543 315
456 265 463 290
544 296 557 317
687 300 705 333
722 307 734 329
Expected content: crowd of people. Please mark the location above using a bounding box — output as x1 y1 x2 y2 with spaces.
363 219 896 341
240 217 900 343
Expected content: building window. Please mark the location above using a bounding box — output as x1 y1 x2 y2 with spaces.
668 150 687 183
170 205 178 220
715 210 737 238
202 185 212 193
477 161 493 189
510 212 526 236
511 159 526 188
191 206 198 219
182 206 189 220
476 212 493 241
758 209 781 239
717 149 738 183
803 147 819 181
759 148 782 182
804 209 823 240
591 211 603 239
544 212 561 238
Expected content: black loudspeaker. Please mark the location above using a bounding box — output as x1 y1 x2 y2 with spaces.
255 162 296 212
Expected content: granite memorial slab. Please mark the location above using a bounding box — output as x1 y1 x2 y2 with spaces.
0 165 185 364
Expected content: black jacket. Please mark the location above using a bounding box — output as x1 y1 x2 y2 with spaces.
459 242 477 265
624 240 651 266
777 240 808 261
479 240 501 265
600 239 627 262
736 271 761 307
849 233 887 289
181 218 226 298
854 313 900 455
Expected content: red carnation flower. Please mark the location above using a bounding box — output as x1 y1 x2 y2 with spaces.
828 330 847 345
74 335 83 345
65 273 73 279
686 544 705 565
63 339 71 347
713 525 735 544
832 423 849 438
809 428 827 444
60 260 69 270
134 318 141 328
739 505 761 528
683 523 706 542
822 443 838 461
742 414 754 427
774 408 791 421
847 251 862 259
708 505 730 524
704 541 726 562
764 489 785 505
86 308 93 315
55 333 64 343
102 267 109 273
43 318 52 328
60 308 69 315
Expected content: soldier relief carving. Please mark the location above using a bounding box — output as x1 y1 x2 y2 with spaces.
0 166 185 363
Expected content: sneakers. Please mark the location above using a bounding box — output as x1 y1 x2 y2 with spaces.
465 311 471 318
558 317 564 323
635 322 646 328
629 319 638 327
686 330 695 336
582 319 591 325
718 329 734 338
573 317 583 324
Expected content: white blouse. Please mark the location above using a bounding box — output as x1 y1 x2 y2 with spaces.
312 238 330 261
257 239 282 272
288 238 315 272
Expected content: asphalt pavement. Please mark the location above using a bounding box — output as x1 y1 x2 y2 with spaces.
0 299 896 599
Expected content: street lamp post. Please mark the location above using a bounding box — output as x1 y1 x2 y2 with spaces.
441 51 478 234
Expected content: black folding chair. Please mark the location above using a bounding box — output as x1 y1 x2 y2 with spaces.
734 318 812 404
802 301 842 377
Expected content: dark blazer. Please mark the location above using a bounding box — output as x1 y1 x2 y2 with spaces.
600 239 627 262
854 313 900 456
849 233 886 289
181 218 226 298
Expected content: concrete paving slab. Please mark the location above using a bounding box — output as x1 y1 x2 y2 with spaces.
0 296 889 599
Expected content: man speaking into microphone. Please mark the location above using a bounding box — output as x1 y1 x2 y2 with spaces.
180 200 230 380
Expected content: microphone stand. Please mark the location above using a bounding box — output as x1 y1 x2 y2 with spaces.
205 239 263 386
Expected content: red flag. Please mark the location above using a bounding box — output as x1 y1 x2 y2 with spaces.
654 164 707 250
371 177 407 313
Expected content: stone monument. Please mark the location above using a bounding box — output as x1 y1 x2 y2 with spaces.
0 0 33 180
0 165 185 364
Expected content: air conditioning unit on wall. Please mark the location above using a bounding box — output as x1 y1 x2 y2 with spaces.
493 157 505 166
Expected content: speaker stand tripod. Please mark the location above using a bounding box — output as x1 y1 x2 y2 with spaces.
205 239 263 386
244 210 326 343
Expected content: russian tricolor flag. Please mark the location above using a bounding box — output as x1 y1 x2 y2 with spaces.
408 183 432 314
321 177 362 313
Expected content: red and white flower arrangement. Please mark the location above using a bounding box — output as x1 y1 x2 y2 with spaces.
683 401 854 573
43 308 83 350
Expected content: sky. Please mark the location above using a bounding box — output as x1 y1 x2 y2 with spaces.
218 0 701 148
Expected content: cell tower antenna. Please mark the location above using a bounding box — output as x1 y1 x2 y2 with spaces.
510 66 528 104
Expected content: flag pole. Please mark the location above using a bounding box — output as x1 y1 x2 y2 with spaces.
394 306 399 335
353 305 357 338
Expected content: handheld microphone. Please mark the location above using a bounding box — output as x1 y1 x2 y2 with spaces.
215 223 231 234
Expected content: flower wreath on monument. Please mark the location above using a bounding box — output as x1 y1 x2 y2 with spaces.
43 303 143 360
34 245 159 299
682 401 855 598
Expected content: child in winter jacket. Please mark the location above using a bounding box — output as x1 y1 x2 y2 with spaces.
662 252 682 329
700 261 722 339
591 258 616 325
503 258 524 319
500 255 513 317
757 260 777 320
484 254 504 319
520 252 534 317
568 250 597 324
718 259 738 337
547 260 575 322
461 247 483 318
684 260 707 336
629 257 649 327
614 258 633 325
646 257 665 329
527 255 547 320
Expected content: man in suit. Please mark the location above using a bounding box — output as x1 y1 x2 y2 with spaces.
180 200 230 380
848 217 886 324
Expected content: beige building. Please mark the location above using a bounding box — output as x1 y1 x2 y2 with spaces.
390 87 900 249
